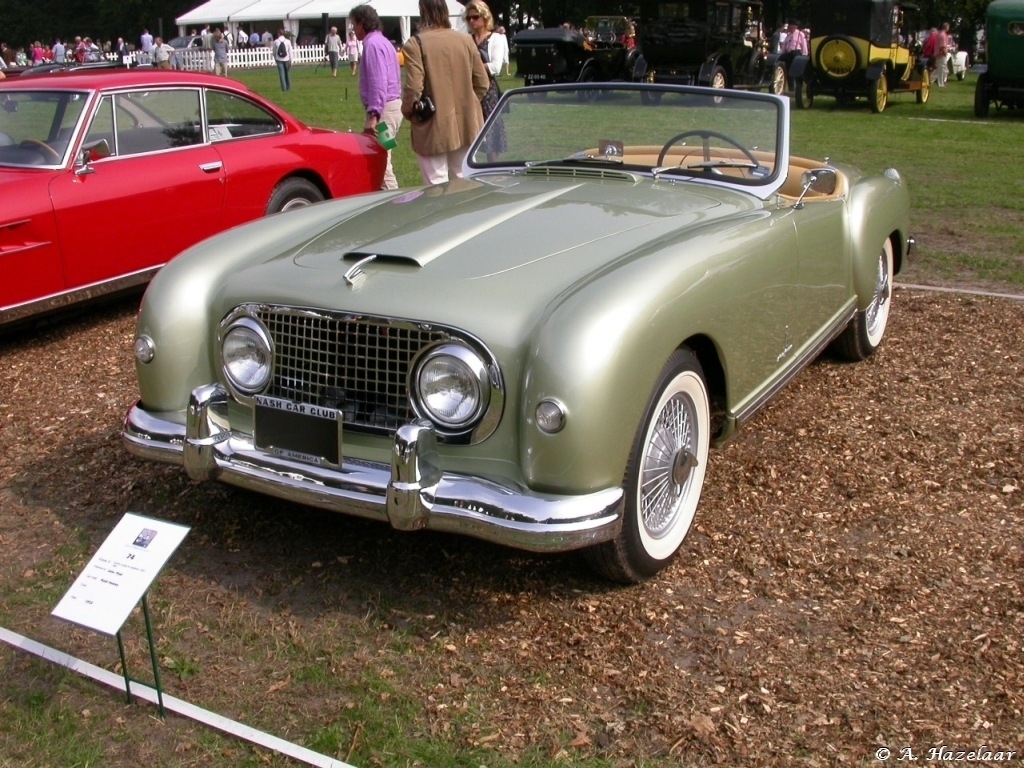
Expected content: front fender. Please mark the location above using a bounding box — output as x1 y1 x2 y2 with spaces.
698 55 725 86
632 53 648 80
577 60 598 80
516 219 762 493
788 55 810 79
866 61 887 81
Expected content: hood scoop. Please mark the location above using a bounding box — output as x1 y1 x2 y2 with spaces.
307 183 581 269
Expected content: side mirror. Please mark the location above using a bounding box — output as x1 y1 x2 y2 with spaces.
795 167 837 208
79 138 111 164
801 167 837 195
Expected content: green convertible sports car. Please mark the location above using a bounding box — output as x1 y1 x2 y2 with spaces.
123 83 912 583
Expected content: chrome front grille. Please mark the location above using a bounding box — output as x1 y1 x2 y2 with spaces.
254 307 448 433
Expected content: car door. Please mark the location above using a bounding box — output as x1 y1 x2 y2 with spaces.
790 197 850 346
202 88 285 219
48 88 226 291
0 89 88 314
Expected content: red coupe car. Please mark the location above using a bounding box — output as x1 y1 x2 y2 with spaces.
0 70 386 328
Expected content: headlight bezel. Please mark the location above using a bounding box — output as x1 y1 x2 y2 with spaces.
411 342 498 438
220 315 274 396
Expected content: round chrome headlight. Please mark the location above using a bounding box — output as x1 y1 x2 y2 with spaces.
222 317 273 394
414 344 490 430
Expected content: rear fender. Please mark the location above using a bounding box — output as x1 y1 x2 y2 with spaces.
845 170 910 310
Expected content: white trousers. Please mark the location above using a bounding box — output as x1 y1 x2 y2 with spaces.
417 145 470 186
380 99 403 190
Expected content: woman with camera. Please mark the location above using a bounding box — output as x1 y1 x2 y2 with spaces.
401 0 489 185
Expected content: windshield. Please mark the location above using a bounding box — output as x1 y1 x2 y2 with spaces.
468 85 787 196
0 90 89 167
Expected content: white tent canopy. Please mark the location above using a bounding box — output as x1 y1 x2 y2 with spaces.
177 0 465 40
230 0 320 23
176 0 262 27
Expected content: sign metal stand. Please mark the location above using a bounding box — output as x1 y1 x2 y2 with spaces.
115 593 167 715
52 513 190 717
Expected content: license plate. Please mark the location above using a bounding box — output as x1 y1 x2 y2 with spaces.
254 396 340 465
525 74 546 82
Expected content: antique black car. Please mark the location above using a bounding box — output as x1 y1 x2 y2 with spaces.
974 0 1024 117
514 17 639 89
633 0 786 95
788 0 930 113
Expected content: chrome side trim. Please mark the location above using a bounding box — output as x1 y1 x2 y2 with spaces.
0 267 159 327
732 302 855 428
122 385 623 554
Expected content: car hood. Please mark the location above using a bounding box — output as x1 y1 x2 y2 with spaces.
218 174 760 333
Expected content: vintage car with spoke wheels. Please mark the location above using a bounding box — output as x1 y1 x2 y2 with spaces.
974 0 1024 117
0 70 385 328
123 83 911 583
633 0 786 96
789 0 929 113
514 17 640 90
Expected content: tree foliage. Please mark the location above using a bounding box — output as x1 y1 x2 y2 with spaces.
1 0 994 51
1 0 193 47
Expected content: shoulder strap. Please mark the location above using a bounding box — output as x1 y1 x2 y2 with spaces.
414 34 432 96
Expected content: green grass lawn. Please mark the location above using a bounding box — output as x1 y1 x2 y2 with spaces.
232 66 1023 291
0 67 1020 768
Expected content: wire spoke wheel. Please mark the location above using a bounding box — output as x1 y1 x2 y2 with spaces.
585 349 709 583
830 238 894 361
865 238 894 347
870 75 888 113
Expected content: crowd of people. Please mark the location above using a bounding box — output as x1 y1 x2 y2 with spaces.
0 24 294 74
7 9 958 190
0 36 109 67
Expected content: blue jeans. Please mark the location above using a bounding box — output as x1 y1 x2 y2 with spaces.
276 60 291 91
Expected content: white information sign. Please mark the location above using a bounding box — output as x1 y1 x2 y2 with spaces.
52 513 190 636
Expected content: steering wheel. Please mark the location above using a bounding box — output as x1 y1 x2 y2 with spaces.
657 129 759 169
20 139 62 163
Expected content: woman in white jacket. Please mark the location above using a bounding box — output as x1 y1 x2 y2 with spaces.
464 0 507 160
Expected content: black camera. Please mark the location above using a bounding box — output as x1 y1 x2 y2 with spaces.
411 95 436 122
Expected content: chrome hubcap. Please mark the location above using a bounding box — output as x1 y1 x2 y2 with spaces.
641 393 698 537
866 250 890 336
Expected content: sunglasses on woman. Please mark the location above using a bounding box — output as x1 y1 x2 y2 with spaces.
466 14 481 21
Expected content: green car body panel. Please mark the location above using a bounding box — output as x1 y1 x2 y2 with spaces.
134 169 907 492
124 85 911 579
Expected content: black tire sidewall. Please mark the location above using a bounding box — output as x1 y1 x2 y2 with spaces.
266 178 323 214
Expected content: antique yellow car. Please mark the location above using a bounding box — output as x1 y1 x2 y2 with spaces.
789 0 930 112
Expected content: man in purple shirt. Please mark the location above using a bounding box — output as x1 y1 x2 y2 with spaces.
349 4 403 189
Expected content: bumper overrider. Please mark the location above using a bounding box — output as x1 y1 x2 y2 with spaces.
122 384 623 553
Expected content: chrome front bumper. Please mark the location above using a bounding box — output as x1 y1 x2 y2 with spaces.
122 384 623 553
